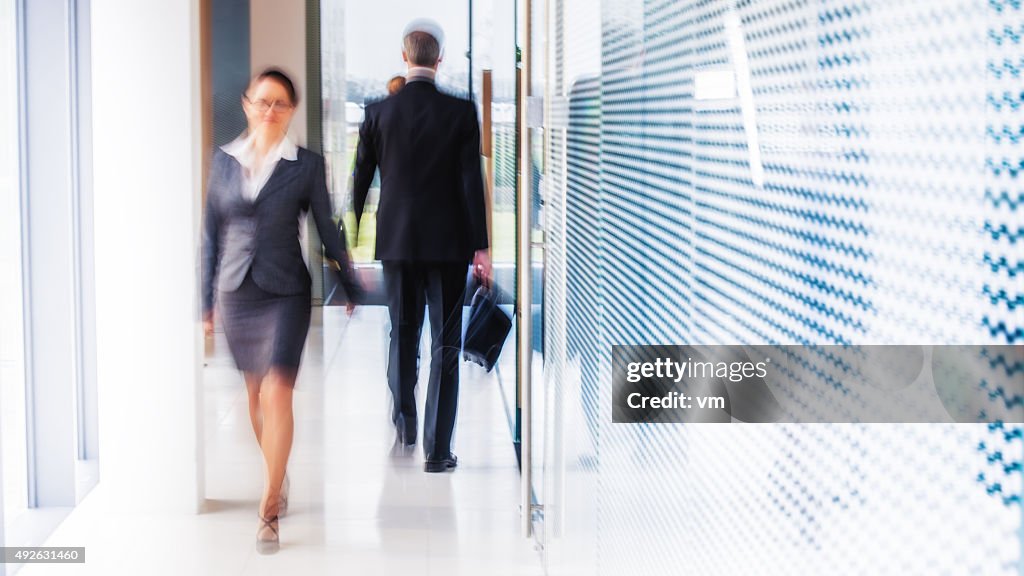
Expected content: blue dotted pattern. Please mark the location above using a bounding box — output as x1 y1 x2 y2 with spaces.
540 0 1024 574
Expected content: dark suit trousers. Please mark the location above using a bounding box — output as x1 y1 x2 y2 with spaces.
383 261 468 461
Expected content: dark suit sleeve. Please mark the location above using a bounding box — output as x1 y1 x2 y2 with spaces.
311 153 364 303
201 153 222 314
459 101 489 252
351 107 377 229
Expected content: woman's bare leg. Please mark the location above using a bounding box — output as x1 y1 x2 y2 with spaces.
258 367 295 519
244 372 263 445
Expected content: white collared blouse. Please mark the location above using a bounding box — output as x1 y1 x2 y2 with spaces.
221 132 310 268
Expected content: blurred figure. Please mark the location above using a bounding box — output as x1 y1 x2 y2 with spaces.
202 68 362 553
352 19 491 473
384 72 426 389
387 74 406 95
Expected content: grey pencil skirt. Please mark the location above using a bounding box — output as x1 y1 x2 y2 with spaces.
219 269 311 381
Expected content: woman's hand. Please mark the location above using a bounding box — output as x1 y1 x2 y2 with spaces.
346 302 356 317
203 310 215 337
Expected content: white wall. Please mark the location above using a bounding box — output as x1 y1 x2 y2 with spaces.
91 0 203 513
251 0 307 146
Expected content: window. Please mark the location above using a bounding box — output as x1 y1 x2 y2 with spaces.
323 0 472 263
0 0 28 541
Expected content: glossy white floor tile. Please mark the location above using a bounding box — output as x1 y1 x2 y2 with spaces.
21 306 542 576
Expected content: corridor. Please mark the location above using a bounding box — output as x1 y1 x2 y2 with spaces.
20 306 541 575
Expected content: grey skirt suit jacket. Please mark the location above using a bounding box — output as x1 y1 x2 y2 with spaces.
202 146 362 376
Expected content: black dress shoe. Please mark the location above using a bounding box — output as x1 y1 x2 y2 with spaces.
424 454 457 473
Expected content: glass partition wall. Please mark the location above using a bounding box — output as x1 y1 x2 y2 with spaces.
535 1 1024 574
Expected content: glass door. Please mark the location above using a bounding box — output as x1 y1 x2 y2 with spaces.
534 0 602 567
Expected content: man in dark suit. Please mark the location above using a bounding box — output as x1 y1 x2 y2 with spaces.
352 19 491 473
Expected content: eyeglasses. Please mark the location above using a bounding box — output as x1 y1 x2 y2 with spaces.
243 94 294 113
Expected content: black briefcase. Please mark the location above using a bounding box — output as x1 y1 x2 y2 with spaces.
462 282 512 372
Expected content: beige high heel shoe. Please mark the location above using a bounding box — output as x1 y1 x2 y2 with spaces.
256 512 280 555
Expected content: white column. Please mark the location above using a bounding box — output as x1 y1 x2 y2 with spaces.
90 0 204 513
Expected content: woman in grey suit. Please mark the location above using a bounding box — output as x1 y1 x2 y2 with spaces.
202 68 362 554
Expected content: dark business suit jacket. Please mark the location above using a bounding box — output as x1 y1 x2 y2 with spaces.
202 146 361 313
352 80 488 261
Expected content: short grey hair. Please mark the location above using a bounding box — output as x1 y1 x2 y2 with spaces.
404 31 440 67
